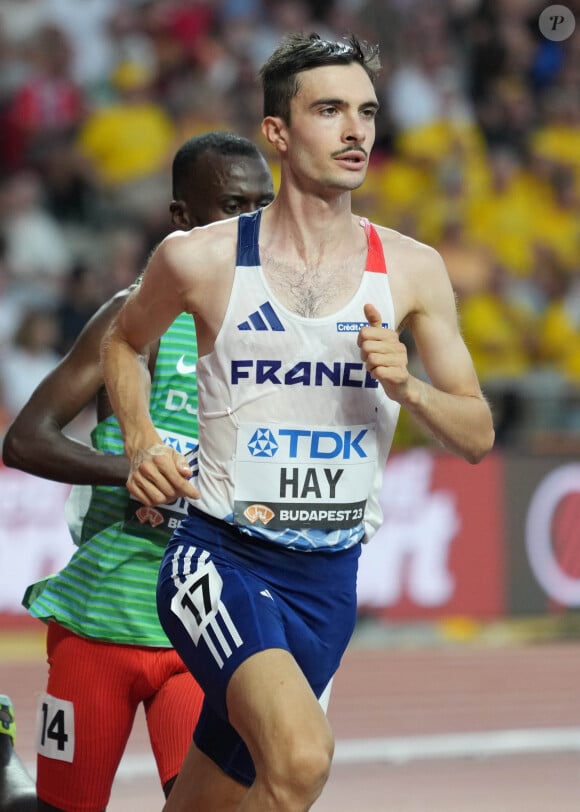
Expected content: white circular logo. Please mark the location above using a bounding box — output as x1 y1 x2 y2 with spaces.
538 5 576 41
526 464 580 604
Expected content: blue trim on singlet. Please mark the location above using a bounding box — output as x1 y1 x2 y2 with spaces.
236 210 262 267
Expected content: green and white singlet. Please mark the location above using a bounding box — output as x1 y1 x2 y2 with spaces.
23 313 199 646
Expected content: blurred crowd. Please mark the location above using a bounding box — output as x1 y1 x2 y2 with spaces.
0 0 579 449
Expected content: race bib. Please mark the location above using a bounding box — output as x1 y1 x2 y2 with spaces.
170 555 243 669
233 422 377 531
36 693 74 762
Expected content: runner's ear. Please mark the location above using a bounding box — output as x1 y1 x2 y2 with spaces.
261 116 288 154
170 200 192 230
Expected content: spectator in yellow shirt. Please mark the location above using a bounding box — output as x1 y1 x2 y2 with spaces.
77 61 175 217
465 146 544 278
536 255 580 381
459 260 539 443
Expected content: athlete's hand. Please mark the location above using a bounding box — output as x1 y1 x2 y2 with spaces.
358 303 411 402
128 443 200 506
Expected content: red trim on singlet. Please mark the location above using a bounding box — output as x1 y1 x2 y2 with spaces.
361 218 387 274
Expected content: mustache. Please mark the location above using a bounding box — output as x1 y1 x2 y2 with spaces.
331 147 368 159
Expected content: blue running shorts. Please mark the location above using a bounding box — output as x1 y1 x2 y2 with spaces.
157 507 360 785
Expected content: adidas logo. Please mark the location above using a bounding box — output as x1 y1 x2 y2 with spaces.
237 301 285 331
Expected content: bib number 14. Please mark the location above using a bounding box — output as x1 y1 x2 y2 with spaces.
37 693 75 762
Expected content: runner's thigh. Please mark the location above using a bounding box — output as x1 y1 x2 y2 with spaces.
143 655 204 787
36 623 140 812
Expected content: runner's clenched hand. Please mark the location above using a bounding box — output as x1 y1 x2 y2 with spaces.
128 443 200 506
358 303 411 403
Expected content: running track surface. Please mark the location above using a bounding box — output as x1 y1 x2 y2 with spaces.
2 625 580 811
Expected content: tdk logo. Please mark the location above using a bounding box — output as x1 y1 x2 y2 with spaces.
247 428 368 459
248 428 279 457
163 436 198 455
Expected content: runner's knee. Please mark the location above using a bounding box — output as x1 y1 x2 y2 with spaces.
261 721 334 805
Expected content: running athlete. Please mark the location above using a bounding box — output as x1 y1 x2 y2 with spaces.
1 132 274 812
101 33 495 812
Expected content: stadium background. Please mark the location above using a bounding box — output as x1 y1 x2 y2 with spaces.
1 1 580 809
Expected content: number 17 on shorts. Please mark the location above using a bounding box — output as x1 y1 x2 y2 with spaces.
36 692 75 762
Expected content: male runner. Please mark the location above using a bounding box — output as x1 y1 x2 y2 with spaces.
1 131 274 812
102 33 495 812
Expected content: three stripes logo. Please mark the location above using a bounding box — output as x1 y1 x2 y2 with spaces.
237 301 285 331
170 546 243 669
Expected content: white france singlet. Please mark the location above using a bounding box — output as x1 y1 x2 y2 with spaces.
192 209 401 552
